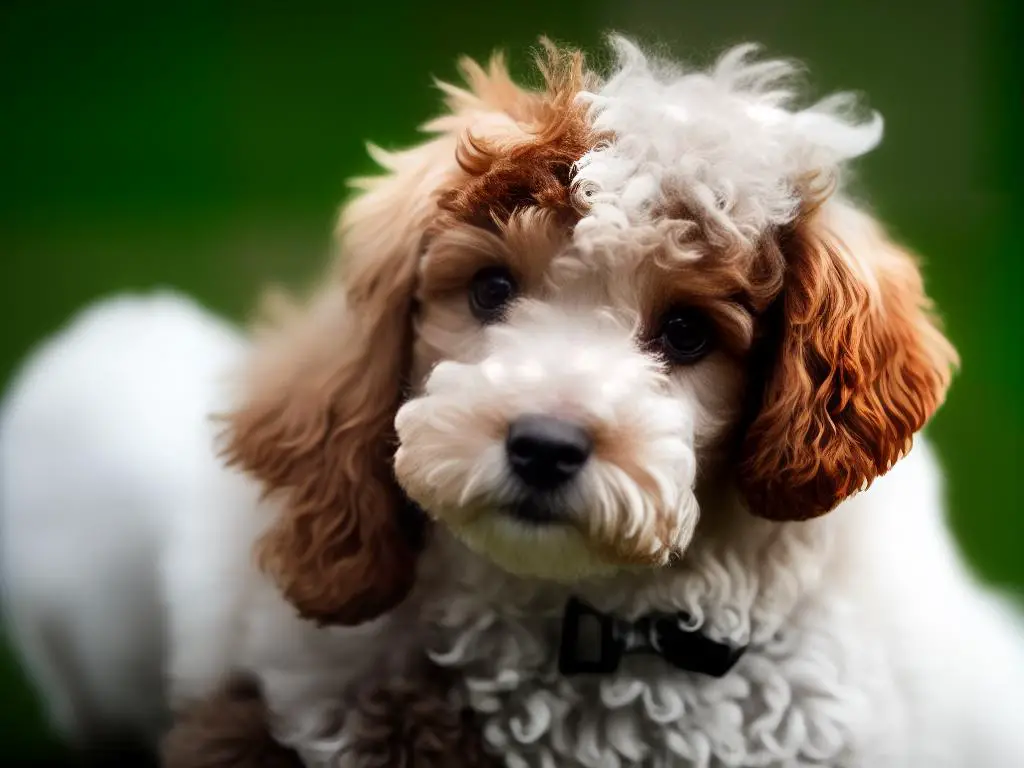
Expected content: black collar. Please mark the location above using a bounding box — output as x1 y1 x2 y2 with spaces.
558 597 747 678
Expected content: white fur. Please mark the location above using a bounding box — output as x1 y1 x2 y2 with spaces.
2 292 1024 767
0 294 252 742
572 38 883 251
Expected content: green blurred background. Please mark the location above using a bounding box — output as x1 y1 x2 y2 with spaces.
1 0 1020 760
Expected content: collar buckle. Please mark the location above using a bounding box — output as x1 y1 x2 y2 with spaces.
558 597 747 679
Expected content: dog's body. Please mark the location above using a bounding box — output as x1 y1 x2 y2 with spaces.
4 38 1024 768
4 290 1024 766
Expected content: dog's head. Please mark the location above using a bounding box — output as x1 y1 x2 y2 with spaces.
224 38 957 625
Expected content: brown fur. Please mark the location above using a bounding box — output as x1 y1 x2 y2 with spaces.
418 208 571 306
345 666 499 768
739 202 958 520
638 241 785 361
221 133 456 625
162 678 303 768
161 672 496 768
221 42 598 626
439 44 597 232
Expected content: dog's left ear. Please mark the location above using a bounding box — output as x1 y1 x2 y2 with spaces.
739 200 958 521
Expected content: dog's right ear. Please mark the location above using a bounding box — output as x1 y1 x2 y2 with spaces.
223 135 461 626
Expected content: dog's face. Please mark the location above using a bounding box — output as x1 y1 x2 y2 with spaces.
225 39 958 623
394 193 750 581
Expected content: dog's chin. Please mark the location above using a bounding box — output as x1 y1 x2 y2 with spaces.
446 513 620 583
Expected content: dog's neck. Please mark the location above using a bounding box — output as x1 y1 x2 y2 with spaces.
416 487 836 651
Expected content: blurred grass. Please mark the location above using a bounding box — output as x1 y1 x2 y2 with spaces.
1 0 1020 759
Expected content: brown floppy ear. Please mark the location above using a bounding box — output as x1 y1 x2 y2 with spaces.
223 136 461 625
739 200 959 521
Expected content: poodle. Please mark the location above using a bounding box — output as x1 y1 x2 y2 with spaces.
3 36 1024 768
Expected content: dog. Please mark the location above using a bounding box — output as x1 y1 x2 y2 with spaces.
3 36 1024 767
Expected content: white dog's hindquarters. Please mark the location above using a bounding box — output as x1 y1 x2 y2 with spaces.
0 292 250 745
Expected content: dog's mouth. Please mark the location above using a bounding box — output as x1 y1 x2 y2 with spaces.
447 496 617 583
424 485 689 582
503 496 571 526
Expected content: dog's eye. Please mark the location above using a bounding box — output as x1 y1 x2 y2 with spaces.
657 306 714 364
469 266 518 323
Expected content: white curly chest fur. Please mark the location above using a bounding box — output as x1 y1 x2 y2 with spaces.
407 515 900 768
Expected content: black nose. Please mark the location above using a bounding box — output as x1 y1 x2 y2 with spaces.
506 415 593 491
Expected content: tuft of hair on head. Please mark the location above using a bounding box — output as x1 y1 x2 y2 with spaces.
220 38 596 626
570 36 884 251
438 40 601 239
